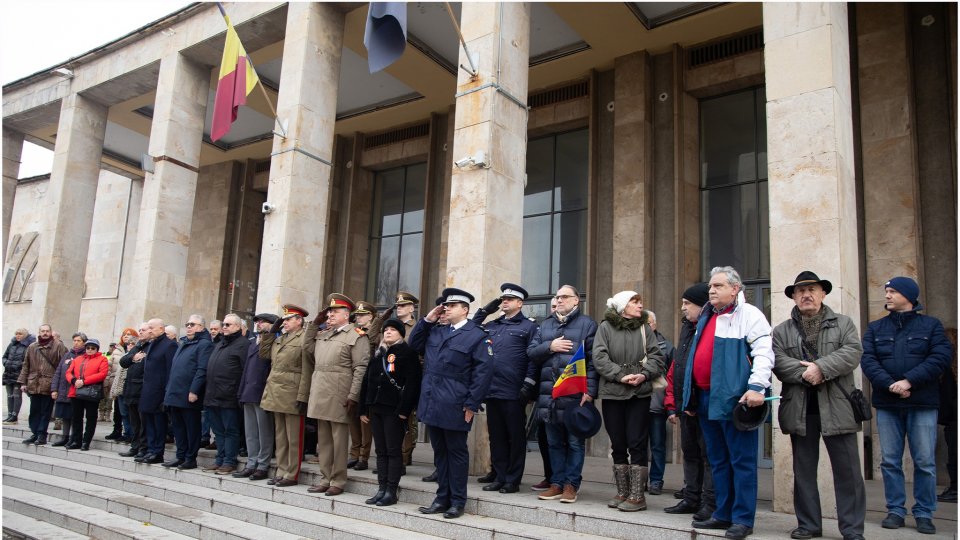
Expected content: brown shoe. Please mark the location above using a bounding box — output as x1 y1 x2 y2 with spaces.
275 478 297 487
538 484 564 500
215 465 236 475
560 484 578 503
325 486 344 496
202 464 220 472
307 484 329 493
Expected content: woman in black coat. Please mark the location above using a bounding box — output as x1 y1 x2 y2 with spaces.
359 319 421 507
2 328 34 423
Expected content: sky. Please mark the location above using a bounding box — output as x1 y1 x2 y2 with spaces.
1 1 190 177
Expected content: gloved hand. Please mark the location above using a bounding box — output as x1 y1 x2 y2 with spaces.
270 318 283 334
378 305 395 323
482 298 501 314
518 378 537 402
297 401 307 415
343 399 358 417
313 308 329 326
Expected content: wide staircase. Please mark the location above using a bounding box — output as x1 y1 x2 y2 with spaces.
2 423 955 539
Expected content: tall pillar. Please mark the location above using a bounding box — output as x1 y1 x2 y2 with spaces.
127 52 209 325
255 2 344 314
447 2 530 474
30 94 107 334
2 128 24 260
764 3 861 517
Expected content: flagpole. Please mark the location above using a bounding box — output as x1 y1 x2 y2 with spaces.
215 2 286 138
443 2 478 78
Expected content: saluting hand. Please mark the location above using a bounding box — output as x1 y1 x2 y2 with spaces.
425 305 444 323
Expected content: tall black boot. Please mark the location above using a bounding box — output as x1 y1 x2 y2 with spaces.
376 486 399 506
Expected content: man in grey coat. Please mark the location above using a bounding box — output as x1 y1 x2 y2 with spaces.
772 271 866 540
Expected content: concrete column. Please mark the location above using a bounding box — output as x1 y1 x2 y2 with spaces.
447 2 530 474
30 94 107 334
2 128 24 260
127 52 209 325
764 3 861 517
255 2 344 314
611 51 654 298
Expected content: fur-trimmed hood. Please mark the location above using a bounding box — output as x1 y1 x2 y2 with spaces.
603 307 648 331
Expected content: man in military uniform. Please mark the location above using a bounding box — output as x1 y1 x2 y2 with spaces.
411 288 494 519
347 300 378 471
305 294 369 496
259 304 313 487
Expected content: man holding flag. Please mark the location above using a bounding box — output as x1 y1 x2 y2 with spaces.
527 285 598 504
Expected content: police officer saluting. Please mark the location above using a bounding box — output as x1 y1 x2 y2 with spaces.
474 283 536 494
411 288 494 518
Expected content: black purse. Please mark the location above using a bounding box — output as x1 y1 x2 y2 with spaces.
837 384 872 423
73 359 104 402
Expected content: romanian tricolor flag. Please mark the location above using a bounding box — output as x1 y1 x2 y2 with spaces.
552 342 588 399
211 10 260 142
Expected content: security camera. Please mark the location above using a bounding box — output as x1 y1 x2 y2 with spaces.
455 156 475 168
454 151 489 170
261 202 275 214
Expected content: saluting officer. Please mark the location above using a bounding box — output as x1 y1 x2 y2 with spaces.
411 288 495 519
473 283 537 494
305 294 370 497
259 304 314 487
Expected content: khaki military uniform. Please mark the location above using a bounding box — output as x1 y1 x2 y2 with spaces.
400 317 420 464
259 328 313 481
306 322 368 489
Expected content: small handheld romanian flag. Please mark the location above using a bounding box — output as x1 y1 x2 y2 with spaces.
552 342 587 399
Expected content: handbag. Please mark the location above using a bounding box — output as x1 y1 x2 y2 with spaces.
639 326 668 390
73 358 104 402
837 384 872 423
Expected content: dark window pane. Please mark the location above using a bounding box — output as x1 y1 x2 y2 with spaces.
555 130 589 211
373 236 400 305
700 91 757 188
758 181 769 279
398 233 422 298
525 136 554 215
403 163 426 233
375 168 404 236
756 88 768 180
552 210 587 292
523 301 550 323
701 185 757 278
522 215 552 296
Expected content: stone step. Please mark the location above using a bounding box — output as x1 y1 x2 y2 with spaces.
3 446 622 540
2 508 91 539
2 485 195 540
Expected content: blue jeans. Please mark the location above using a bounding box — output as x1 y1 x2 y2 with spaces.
117 398 133 438
207 406 241 467
201 408 212 441
544 421 585 489
698 389 759 528
876 408 938 519
649 412 667 483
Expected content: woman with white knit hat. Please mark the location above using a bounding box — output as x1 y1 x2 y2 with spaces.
593 290 665 512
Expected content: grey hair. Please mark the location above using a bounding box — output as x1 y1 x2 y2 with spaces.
210 319 222 327
645 310 656 323
223 314 242 326
710 266 743 288
187 314 206 326
72 332 88 341
164 325 178 335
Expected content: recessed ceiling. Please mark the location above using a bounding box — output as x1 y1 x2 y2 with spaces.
103 122 148 166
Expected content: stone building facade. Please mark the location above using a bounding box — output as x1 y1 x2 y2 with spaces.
2 2 956 518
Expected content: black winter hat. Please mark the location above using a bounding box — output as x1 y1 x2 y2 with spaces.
682 282 710 307
382 318 406 338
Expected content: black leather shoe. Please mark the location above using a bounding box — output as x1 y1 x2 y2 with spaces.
118 448 139 457
22 434 38 444
693 518 732 530
422 471 438 482
353 460 368 471
790 527 822 539
232 468 255 478
418 502 449 514
724 524 753 539
66 442 82 450
376 488 399 506
145 454 164 464
477 471 496 483
365 489 386 505
134 454 152 463
105 432 122 440
178 460 198 470
499 484 520 494
35 437 47 446
80 443 90 451
482 481 504 491
347 458 359 469
665 500 700 514
443 506 465 519
249 470 269 481
162 459 185 468
674 488 685 499
693 506 715 521
939 487 958 503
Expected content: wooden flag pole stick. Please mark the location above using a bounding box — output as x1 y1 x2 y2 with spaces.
444 2 478 78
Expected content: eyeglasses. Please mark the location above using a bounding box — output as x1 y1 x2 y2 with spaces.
554 294 575 301
223 323 236 328
184 322 200 328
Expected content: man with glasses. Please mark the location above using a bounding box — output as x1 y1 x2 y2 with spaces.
162 315 213 470
411 288 494 519
202 314 249 475
528 285 598 504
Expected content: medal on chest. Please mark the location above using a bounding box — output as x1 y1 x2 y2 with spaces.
387 354 396 373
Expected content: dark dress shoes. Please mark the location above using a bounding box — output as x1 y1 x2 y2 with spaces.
51 439 68 447
22 435 38 444
347 458 359 469
482 482 504 492
418 502 449 514
664 500 700 514
134 454 152 463
499 484 520 494
232 468 255 478
162 459 185 468
66 442 82 450
145 454 164 464
790 527 822 539
693 506 715 522
376 488 398 507
477 471 496 483
353 461 368 471
118 448 139 457
365 489 386 504
275 478 297 487
724 524 753 540
35 437 47 446
177 460 198 470
324 486 344 496
248 470 268 481
693 518 732 529
80 443 89 451
443 506 465 519
422 471 438 482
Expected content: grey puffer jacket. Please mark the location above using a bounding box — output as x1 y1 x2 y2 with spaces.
593 309 665 400
772 304 863 436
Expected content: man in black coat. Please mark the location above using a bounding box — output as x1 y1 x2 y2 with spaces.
162 314 212 470
118 323 151 458
137 318 177 464
203 313 249 474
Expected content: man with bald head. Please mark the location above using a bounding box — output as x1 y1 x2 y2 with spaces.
137 318 178 464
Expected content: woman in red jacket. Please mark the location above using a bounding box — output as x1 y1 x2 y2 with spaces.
65 338 110 450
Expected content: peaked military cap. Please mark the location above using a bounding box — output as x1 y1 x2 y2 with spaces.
281 304 309 320
326 293 356 312
353 301 376 315
441 287 475 305
395 291 419 305
500 283 528 300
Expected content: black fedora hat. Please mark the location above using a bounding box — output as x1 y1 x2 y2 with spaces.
733 401 770 432
564 401 602 439
784 271 833 298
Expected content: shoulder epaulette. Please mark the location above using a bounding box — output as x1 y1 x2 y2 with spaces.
354 327 366 335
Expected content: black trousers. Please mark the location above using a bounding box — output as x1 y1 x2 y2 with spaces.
679 412 715 508
428 425 469 507
601 396 652 465
27 393 54 438
70 398 99 445
486 398 527 485
370 406 407 488
168 406 203 461
537 419 553 480
126 401 146 453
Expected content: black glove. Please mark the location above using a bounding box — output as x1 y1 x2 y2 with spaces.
518 379 537 402
482 298 501 314
297 401 307 415
313 308 329 326
270 318 283 334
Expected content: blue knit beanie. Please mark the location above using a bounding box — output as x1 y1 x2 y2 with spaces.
885 276 920 307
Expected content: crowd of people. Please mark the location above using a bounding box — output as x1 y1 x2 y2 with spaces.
2 266 956 539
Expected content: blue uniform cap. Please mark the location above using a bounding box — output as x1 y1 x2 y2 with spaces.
500 283 528 300
441 287 475 305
